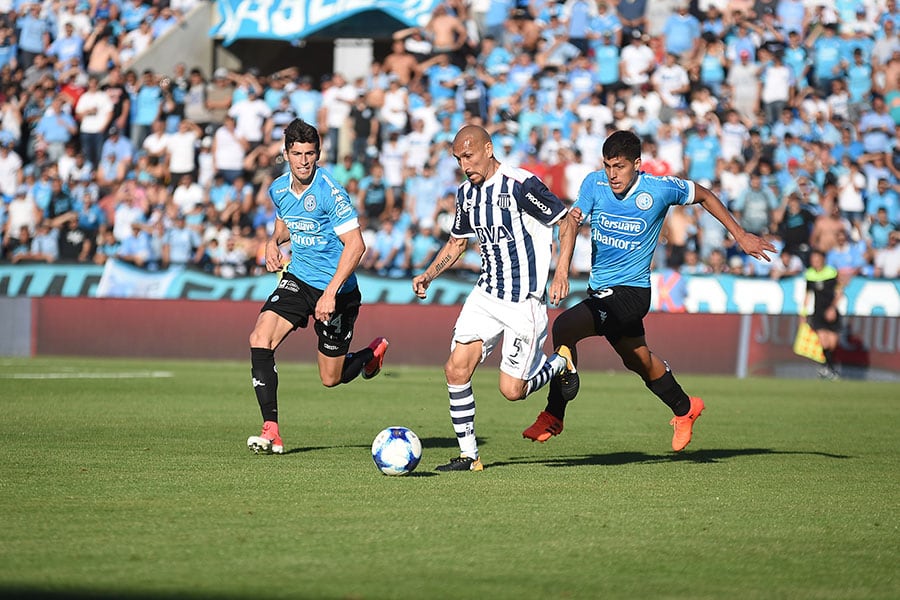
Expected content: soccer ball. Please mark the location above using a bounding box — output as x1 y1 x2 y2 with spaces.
371 426 422 476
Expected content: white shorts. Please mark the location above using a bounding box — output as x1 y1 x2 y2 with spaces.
451 287 549 380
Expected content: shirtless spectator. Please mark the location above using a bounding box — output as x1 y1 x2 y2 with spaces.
810 199 852 255
383 38 420 85
83 22 120 77
425 3 469 66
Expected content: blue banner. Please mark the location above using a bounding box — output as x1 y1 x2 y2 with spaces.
210 0 440 46
1 262 899 316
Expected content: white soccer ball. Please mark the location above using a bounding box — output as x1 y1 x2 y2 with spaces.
371 426 422 476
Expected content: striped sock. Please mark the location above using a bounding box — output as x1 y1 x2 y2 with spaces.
524 353 565 397
448 382 477 458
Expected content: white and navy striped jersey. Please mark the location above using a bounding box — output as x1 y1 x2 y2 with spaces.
269 166 360 292
451 163 568 303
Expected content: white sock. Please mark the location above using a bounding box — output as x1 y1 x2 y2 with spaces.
448 382 477 458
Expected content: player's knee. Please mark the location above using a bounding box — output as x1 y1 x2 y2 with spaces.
499 384 526 402
444 362 469 386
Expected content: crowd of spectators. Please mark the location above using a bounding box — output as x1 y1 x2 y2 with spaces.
1 0 900 285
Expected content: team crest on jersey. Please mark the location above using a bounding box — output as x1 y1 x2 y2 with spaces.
304 195 317 211
335 199 352 219
496 193 511 209
635 193 653 210
463 197 475 212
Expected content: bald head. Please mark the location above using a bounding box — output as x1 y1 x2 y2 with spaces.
453 124 491 148
452 125 498 186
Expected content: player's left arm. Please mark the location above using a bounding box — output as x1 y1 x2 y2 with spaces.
693 181 776 262
315 226 366 323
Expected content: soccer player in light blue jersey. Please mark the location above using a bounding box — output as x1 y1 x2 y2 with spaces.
412 125 579 472
246 119 389 455
523 130 775 451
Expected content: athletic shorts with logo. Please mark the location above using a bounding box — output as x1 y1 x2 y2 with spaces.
261 271 361 357
581 285 651 343
452 286 549 380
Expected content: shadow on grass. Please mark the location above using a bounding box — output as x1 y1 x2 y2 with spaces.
489 447 853 469
278 444 370 455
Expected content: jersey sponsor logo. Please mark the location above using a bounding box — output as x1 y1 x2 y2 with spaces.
475 224 513 244
592 229 642 250
304 194 317 211
286 217 321 234
635 193 653 210
277 278 300 292
525 192 552 215
335 199 352 219
597 212 647 236
275 186 289 194
496 193 511 208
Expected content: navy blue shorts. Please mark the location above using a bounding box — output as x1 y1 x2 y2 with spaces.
261 272 361 357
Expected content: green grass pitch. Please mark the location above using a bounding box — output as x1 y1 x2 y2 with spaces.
1 357 898 600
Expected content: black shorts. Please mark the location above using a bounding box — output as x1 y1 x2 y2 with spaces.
809 312 841 333
260 272 361 357
581 285 651 344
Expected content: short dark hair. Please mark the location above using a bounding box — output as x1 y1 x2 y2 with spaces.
602 130 642 162
283 119 320 152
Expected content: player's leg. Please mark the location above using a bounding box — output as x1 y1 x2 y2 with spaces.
311 286 389 385
498 296 575 401
247 310 295 454
435 339 485 472
523 301 597 442
436 290 499 472
611 335 704 452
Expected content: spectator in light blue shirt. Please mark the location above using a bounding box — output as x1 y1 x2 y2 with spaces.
120 0 150 32
15 5 51 68
131 70 163 148
152 6 179 39
288 75 321 125
684 123 720 184
590 32 620 87
32 97 77 162
99 126 135 166
47 22 85 69
810 23 844 95
163 214 201 267
663 4 700 57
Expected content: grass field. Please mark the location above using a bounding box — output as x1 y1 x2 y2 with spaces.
1 356 898 600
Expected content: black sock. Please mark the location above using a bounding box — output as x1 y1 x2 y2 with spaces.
544 378 567 420
251 347 278 422
647 369 691 417
340 347 374 384
823 349 835 370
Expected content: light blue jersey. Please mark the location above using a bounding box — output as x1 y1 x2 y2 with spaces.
575 171 695 289
269 167 360 292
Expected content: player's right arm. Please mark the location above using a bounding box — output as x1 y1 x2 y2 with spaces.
265 218 289 272
412 235 468 299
